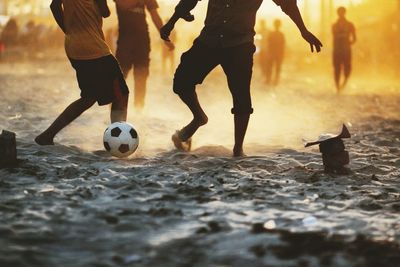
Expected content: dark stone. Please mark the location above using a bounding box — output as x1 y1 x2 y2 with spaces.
319 139 345 154
0 130 17 168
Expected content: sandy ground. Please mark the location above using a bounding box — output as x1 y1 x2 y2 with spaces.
0 52 400 267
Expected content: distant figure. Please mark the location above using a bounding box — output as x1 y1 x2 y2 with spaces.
35 0 129 146
0 18 19 47
114 0 174 110
258 20 269 82
332 7 356 92
264 19 285 86
161 0 322 157
162 29 176 74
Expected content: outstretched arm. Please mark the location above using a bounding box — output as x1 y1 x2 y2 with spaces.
274 0 323 53
96 0 111 18
50 0 66 34
160 0 200 41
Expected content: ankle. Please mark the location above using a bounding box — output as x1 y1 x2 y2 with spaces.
233 146 245 157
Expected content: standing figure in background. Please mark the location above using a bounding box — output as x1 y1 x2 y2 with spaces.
162 29 177 74
0 18 19 48
332 7 356 93
264 19 285 86
258 20 269 83
115 0 174 110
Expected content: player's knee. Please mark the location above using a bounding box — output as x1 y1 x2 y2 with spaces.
173 73 195 98
231 103 254 115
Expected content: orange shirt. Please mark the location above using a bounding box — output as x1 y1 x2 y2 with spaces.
62 0 111 60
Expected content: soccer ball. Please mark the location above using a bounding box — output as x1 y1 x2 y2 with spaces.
103 122 139 158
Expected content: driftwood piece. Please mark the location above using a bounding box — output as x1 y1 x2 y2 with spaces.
0 130 17 167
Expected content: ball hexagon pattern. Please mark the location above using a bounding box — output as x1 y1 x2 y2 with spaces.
103 122 139 158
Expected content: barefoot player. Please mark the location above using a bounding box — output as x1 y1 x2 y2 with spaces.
35 0 129 145
161 0 323 157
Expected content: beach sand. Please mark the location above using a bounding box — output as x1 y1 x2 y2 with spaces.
0 53 399 267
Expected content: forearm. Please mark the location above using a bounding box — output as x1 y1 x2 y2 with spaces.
96 0 111 18
174 0 199 18
150 10 164 32
278 0 308 34
168 0 200 24
50 1 66 33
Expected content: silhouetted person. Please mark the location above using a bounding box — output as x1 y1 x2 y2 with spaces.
332 7 356 92
114 0 174 110
264 19 285 86
0 18 19 47
35 0 129 146
161 0 323 157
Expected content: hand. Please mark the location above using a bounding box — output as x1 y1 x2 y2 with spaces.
301 30 323 53
181 13 195 22
164 41 175 51
160 21 174 41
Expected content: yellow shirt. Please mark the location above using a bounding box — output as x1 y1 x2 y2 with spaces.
62 0 111 60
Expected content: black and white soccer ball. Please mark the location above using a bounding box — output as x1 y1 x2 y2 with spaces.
103 122 139 158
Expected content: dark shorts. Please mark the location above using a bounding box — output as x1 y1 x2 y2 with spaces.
333 49 352 67
69 55 129 106
116 36 150 74
173 39 256 115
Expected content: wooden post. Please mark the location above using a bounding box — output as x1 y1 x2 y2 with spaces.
0 130 17 167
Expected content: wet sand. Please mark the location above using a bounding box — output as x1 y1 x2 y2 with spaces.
0 54 399 267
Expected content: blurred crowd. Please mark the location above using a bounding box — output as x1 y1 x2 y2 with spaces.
0 17 64 60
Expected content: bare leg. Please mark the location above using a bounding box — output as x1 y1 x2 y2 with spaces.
274 59 282 86
178 91 208 141
134 67 148 110
265 59 273 86
111 79 129 123
35 97 96 145
341 58 352 90
233 114 250 157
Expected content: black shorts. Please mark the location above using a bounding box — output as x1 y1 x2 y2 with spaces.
69 55 129 106
173 39 256 115
116 36 150 73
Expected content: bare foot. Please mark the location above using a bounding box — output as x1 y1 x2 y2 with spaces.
172 131 192 152
35 133 54 146
233 147 246 157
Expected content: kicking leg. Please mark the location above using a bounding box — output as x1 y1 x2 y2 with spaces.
35 97 96 145
178 91 208 140
172 40 218 151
